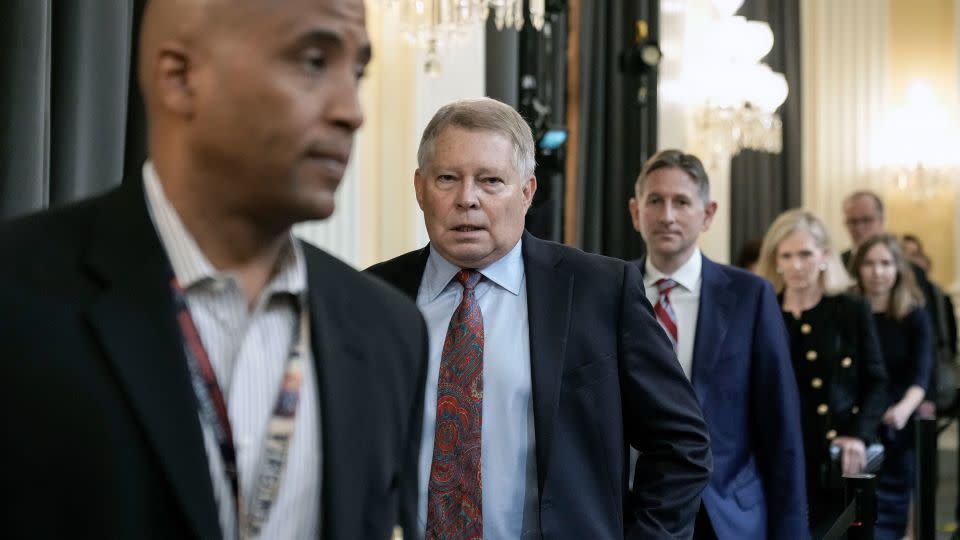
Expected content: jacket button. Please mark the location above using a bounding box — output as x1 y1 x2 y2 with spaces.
811 377 823 389
817 404 829 415
801 323 812 334
841 357 853 368
852 406 860 414
806 350 818 361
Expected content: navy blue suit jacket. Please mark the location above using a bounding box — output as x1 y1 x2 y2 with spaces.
369 232 712 539
636 256 808 539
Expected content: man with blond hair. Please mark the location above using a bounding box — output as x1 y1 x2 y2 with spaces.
369 98 711 539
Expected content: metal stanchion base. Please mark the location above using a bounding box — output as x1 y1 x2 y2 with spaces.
820 473 878 540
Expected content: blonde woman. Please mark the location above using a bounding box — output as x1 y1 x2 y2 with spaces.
758 209 888 537
850 234 933 540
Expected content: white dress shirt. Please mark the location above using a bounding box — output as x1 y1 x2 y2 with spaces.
416 240 540 540
143 162 321 539
644 249 703 380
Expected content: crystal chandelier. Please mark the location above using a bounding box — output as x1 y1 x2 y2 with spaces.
691 1 788 156
873 80 960 198
376 0 546 74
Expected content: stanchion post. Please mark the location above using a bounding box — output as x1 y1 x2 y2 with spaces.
843 473 877 540
915 417 937 540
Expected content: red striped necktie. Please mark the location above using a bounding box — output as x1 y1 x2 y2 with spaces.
426 269 484 540
654 278 679 351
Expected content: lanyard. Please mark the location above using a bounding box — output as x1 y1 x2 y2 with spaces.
171 278 309 538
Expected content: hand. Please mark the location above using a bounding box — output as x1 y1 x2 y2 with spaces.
917 400 936 419
831 437 866 475
883 404 912 430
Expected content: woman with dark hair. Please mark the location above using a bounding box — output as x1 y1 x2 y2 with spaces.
850 234 933 540
757 209 888 538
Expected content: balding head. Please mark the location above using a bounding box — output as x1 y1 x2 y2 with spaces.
138 0 371 228
138 0 267 115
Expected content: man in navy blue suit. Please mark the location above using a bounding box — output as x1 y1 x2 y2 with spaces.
628 149 808 539
368 98 711 539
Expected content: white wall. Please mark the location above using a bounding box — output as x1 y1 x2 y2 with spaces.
800 0 888 251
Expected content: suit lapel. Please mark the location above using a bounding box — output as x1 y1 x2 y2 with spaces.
306 251 375 539
691 257 734 401
381 247 429 301
83 181 221 539
521 233 573 493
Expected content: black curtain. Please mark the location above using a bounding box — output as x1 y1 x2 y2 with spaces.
0 0 147 221
485 21 520 108
485 4 569 244
575 0 657 259
729 0 802 262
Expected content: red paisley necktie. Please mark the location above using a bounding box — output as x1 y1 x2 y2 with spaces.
425 269 484 540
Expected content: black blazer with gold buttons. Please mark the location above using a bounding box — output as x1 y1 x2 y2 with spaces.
780 294 888 462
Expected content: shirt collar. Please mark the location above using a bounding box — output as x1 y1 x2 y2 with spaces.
644 248 702 292
421 238 525 302
142 161 306 297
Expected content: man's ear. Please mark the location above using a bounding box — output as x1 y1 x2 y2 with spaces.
154 42 196 117
522 176 538 212
628 197 641 232
413 169 425 210
701 200 718 232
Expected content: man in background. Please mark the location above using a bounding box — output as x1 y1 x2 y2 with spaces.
629 149 808 539
0 0 426 537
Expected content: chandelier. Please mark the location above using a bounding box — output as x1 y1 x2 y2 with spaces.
873 80 960 198
691 1 788 156
376 0 546 74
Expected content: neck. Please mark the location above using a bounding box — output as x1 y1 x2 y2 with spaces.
865 291 889 313
649 249 695 276
155 159 290 307
782 285 823 316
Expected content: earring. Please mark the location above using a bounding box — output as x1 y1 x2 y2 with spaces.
818 263 827 271
775 267 784 275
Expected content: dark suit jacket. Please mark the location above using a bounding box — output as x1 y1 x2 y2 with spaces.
776 292 887 536
635 256 808 539
367 232 712 539
0 178 427 539
843 248 944 403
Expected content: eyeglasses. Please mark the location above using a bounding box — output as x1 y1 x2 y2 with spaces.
844 215 878 227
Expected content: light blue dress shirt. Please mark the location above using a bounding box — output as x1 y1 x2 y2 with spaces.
416 239 539 540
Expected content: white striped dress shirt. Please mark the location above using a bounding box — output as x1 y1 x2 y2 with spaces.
643 249 703 380
143 162 321 539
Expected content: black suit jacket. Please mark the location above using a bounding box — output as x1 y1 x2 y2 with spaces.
843 247 945 400
367 232 711 539
0 178 427 539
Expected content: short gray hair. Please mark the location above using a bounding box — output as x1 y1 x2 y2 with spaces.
417 97 536 178
634 149 710 204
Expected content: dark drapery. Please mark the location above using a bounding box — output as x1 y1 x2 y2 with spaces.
486 9 569 244
0 0 147 221
575 0 657 258
729 0 802 262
